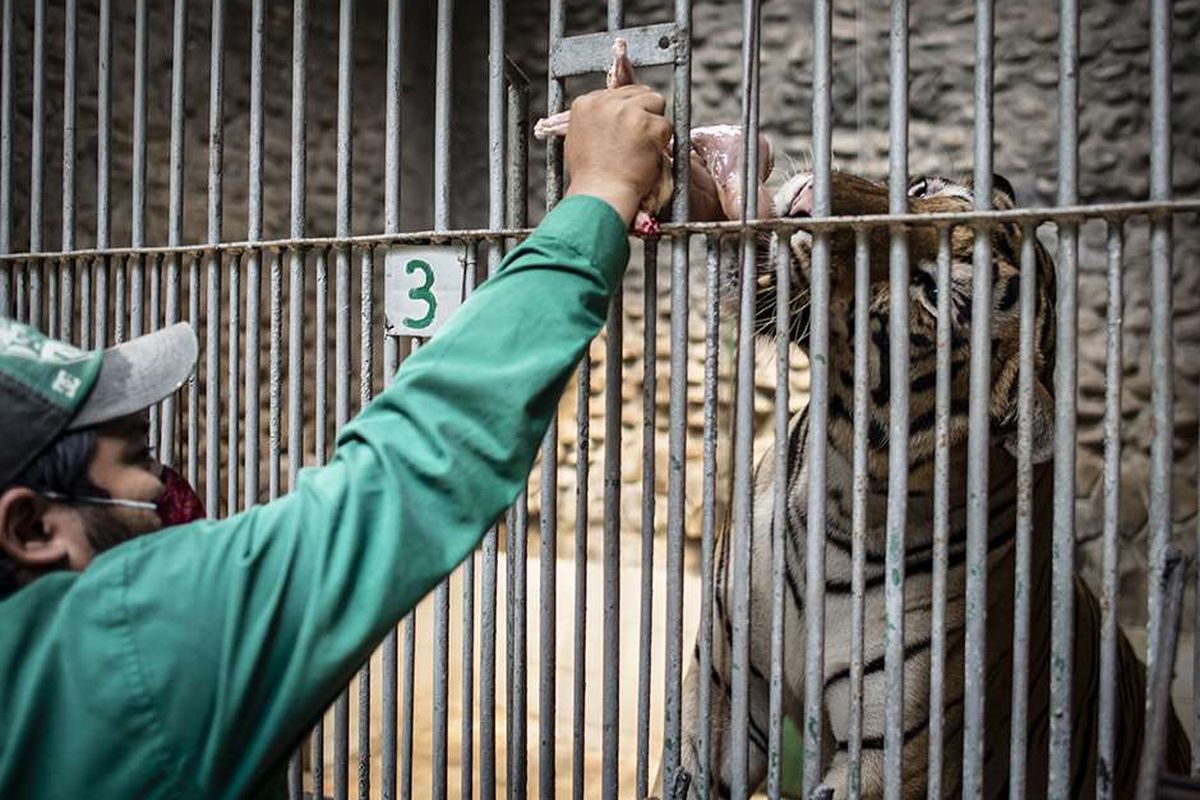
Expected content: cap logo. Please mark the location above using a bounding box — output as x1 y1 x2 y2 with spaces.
51 369 83 399
0 319 89 365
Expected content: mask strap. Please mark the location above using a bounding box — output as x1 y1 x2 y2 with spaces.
40 491 157 512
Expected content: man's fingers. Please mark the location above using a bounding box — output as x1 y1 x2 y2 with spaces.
626 88 667 116
577 84 666 115
647 116 673 148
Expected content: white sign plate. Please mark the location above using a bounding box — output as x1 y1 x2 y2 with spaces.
384 245 467 338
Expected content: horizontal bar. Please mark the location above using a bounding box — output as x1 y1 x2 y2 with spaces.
8 199 1198 264
549 23 679 78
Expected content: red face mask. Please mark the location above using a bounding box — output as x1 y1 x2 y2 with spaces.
41 463 207 528
155 464 207 527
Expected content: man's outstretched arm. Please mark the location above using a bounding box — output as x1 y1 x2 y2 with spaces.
54 85 673 798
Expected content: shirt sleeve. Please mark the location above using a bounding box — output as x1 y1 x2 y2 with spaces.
87 195 630 796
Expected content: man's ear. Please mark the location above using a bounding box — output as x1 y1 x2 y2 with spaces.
0 487 72 570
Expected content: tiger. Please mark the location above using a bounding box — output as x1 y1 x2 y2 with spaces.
655 170 1192 799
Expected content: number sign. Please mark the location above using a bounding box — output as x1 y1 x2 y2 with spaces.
384 245 467 338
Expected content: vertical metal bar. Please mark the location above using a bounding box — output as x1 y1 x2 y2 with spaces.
1143 0 1174 759
164 0 186 467
80 257 91 349
1007 223 1037 800
536 7 564 797
662 0 693 789
850 228 873 800
313 719 326 800
803 0 834 794
314 246 329 800
1095 221 1122 800
244 0 265 510
14 262 25 323
187 254 199 490
962 0 995 793
602 288 622 800
636 242 658 800
695 236 720 800
130 254 144 338
243 238 261 503
601 7 621 796
597 3 626 784
333 1 355 793
507 489 529 800
127 0 147 348
205 0 226 516
286 10 309 797
545 0 564 207
60 0 77 343
431 2 452 796
1138 550 1188 800
608 0 624 30
0 0 10 317
114 255 125 343
226 253 240 514
882 0 910 795
131 0 147 249
358 245 374 800
381 2 399 797
767 233 791 800
269 248 282 502
506 48 531 800
571 334 590 800
47 258 58 339
483 4 504 798
401 586 416 800
149 252 161 441
461 242 478 800
130 0 147 292
731 0 763 793
58 256 73 341
329 289 348 781
29 0 44 331
539 352 558 800
94 0 112 345
1049 0 1079 791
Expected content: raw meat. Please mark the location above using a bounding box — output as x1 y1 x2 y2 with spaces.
534 38 774 233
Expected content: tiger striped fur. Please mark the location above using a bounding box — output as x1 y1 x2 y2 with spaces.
658 171 1191 799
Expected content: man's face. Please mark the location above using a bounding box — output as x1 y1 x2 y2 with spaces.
78 413 166 553
1 412 166 578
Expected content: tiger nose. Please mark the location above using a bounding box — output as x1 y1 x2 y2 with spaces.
787 177 814 218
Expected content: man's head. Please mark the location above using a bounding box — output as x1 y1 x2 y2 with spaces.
0 318 199 595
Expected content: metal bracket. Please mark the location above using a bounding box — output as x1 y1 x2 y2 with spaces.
549 23 680 79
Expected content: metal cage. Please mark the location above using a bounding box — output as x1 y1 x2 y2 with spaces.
0 1 1195 799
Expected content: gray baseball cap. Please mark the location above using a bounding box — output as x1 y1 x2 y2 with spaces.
0 317 198 488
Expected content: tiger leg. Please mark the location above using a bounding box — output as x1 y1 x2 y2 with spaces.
819 645 945 799
660 628 773 798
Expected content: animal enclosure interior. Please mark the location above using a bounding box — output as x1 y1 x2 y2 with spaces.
0 0 1198 798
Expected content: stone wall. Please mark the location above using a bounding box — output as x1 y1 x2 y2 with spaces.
6 0 1199 634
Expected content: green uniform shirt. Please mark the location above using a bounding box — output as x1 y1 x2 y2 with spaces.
0 196 630 799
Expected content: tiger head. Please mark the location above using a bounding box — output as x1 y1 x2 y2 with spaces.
747 170 1057 481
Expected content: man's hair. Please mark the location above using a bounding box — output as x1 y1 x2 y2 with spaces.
0 429 101 595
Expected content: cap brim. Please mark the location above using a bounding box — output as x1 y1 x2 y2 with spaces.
69 323 199 430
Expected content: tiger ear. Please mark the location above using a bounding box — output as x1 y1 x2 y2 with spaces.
1001 380 1055 465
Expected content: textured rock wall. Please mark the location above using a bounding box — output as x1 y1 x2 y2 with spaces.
6 0 1199 633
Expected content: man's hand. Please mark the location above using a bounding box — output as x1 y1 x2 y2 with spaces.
563 84 672 225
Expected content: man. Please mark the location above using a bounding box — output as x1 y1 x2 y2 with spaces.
0 85 671 799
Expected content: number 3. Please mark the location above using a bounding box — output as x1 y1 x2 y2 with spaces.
403 259 438 329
